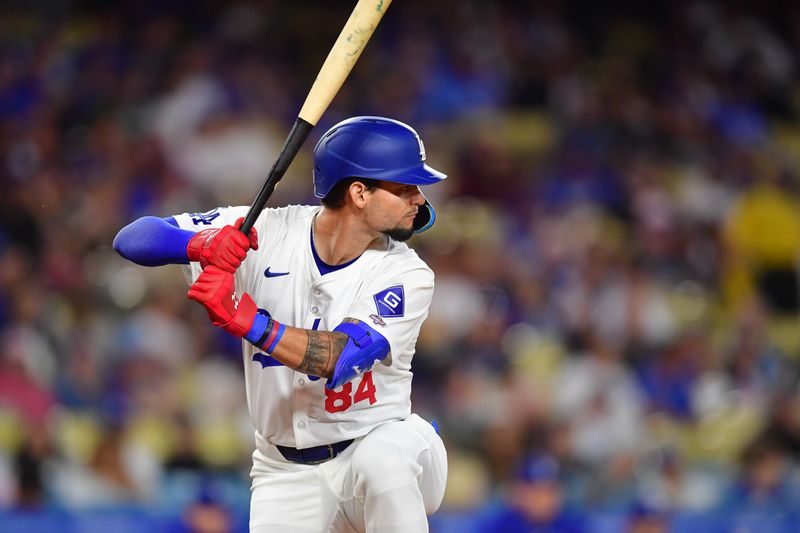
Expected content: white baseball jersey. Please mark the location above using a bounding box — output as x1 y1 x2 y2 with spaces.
173 205 434 454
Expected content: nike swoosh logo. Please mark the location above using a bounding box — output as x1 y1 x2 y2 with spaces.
253 352 285 369
264 267 290 278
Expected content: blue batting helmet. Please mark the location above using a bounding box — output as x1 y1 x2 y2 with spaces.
313 116 446 233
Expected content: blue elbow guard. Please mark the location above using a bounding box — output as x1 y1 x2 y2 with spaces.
327 321 390 389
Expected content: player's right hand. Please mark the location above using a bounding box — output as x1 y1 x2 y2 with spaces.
186 217 259 272
187 265 257 337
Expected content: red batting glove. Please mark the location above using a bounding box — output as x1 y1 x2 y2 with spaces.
187 265 257 337
186 217 259 272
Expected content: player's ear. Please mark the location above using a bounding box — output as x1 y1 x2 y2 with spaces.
348 180 370 208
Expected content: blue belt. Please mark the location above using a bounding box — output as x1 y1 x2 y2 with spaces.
276 439 354 465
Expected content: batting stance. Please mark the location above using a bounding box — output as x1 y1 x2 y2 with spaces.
114 116 448 532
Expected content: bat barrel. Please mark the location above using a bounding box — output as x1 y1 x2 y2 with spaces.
240 0 392 235
240 118 314 234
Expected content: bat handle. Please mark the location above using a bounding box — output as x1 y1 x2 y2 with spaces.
239 118 315 234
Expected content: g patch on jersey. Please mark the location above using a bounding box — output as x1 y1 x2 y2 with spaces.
373 285 404 318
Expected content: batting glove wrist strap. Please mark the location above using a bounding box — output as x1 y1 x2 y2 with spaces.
245 311 285 354
223 292 258 338
187 265 258 338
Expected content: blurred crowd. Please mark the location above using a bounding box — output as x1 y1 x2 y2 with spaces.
3 0 800 531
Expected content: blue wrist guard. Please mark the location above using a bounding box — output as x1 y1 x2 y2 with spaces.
327 321 390 389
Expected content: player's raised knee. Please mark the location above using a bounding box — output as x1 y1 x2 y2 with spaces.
351 440 422 490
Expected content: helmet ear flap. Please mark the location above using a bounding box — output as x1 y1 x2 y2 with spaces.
413 199 436 234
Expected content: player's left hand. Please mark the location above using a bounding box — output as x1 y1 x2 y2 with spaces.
187 265 257 337
187 217 259 272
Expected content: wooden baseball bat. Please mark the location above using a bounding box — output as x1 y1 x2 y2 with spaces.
239 0 392 234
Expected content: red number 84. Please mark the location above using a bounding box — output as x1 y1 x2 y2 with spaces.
324 371 377 413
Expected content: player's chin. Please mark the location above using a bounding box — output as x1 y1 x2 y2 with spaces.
382 224 415 242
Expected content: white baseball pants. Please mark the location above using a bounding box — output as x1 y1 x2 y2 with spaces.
249 414 448 533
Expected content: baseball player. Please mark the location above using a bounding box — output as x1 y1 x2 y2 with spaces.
114 116 448 532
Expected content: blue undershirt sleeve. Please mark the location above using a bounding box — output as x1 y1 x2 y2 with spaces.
113 216 195 267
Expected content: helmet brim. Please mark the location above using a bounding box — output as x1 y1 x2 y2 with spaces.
383 163 447 186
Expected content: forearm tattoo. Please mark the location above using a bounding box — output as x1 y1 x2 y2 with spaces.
297 331 348 378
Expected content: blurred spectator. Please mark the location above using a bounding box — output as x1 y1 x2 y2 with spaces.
554 332 645 466
11 424 50 508
474 454 584 533
50 422 159 508
0 328 56 426
759 393 800 461
722 173 800 316
721 436 800 515
725 298 795 410
180 486 234 533
638 331 702 419
164 414 204 474
625 498 670 533
637 448 723 512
